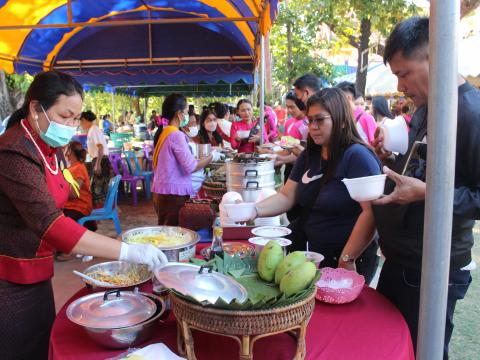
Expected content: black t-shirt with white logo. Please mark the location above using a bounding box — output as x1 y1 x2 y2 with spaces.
289 143 381 250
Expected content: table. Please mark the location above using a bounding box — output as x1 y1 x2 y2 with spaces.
49 285 414 359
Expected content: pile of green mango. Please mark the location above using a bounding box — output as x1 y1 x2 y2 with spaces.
257 240 317 297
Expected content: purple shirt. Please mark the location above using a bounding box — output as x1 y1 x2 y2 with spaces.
152 131 198 195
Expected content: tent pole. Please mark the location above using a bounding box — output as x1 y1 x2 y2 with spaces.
417 1 459 359
111 91 115 128
259 34 265 145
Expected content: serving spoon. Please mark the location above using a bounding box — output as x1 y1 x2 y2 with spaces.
73 270 113 287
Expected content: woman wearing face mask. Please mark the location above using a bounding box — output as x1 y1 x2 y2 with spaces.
251 88 381 284
193 109 229 147
230 99 268 153
79 110 112 206
151 94 218 225
0 71 168 360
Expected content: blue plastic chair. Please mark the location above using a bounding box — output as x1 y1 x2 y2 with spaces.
78 175 122 235
124 150 153 199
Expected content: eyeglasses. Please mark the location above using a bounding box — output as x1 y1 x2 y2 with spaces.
307 115 331 127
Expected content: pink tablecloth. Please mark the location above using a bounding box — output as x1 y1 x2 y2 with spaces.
49 286 414 360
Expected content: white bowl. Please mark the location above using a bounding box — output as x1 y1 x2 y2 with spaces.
342 174 386 202
251 226 292 238
237 130 251 139
248 237 292 254
301 251 325 268
382 117 409 154
221 191 243 204
223 202 256 222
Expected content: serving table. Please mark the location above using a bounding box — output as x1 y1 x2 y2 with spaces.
49 242 415 360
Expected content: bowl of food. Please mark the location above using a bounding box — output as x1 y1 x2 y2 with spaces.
223 202 256 222
201 242 254 260
122 226 200 262
342 174 386 202
82 261 151 289
315 267 365 304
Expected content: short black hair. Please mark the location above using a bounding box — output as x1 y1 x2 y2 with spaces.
372 96 393 119
81 110 96 122
384 16 429 65
209 102 228 119
162 93 187 121
285 91 306 111
293 73 321 92
335 81 357 99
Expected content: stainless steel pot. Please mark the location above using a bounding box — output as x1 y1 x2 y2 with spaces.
228 181 275 202
74 292 165 349
192 143 212 159
226 168 275 188
121 226 200 262
226 156 274 175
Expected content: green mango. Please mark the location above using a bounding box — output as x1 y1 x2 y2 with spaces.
280 261 317 297
257 240 284 282
274 251 307 285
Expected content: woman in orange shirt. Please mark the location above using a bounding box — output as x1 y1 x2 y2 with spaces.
63 141 97 231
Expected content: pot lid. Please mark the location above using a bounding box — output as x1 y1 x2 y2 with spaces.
66 290 156 329
154 263 248 304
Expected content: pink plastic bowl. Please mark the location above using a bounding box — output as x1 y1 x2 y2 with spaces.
315 267 365 304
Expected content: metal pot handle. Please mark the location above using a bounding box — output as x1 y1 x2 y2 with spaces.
103 289 121 301
246 181 259 189
245 169 258 177
198 265 214 274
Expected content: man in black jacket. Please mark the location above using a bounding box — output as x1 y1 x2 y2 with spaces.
372 17 478 359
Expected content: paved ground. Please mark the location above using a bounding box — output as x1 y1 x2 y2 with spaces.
52 196 479 359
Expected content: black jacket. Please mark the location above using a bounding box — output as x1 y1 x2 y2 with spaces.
373 82 480 270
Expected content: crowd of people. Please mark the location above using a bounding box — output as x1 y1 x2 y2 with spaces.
0 15 478 360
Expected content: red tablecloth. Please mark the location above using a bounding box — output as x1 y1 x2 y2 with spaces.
49 243 414 360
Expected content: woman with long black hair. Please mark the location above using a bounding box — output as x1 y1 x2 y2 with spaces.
371 96 394 126
0 71 167 359
193 108 229 147
252 88 381 283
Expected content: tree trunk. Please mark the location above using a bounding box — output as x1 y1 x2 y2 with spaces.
355 18 371 97
461 0 480 18
0 70 13 119
286 20 293 85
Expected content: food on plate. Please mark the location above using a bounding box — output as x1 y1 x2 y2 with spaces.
280 261 316 297
279 136 300 147
257 240 284 282
86 269 141 287
274 251 307 285
128 233 190 247
224 242 254 258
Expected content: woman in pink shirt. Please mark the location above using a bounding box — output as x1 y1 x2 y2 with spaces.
230 99 268 153
284 91 308 141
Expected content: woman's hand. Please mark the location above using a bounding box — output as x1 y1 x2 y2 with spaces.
248 134 261 143
291 144 305 157
119 243 169 269
337 259 356 271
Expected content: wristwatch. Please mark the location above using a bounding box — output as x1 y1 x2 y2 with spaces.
341 254 355 263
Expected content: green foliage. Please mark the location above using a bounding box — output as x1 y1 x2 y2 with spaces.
6 73 33 93
270 0 334 90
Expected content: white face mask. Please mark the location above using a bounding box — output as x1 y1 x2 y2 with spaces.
187 126 199 137
205 122 217 132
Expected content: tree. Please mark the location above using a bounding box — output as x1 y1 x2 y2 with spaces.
315 0 420 96
270 0 334 95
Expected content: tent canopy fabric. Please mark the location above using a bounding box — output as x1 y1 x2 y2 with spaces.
0 0 278 86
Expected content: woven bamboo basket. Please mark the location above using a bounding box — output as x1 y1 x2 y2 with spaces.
171 289 316 360
202 182 227 198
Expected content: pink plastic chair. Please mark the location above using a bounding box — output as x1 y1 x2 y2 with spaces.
108 153 144 206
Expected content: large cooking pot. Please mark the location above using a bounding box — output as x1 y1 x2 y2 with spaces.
228 181 276 203
226 168 275 188
67 290 165 349
122 226 200 262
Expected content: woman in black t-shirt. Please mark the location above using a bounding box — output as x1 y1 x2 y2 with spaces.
253 88 381 282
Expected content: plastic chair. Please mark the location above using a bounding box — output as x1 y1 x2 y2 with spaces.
124 150 153 199
142 143 153 171
108 153 144 206
78 175 122 235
